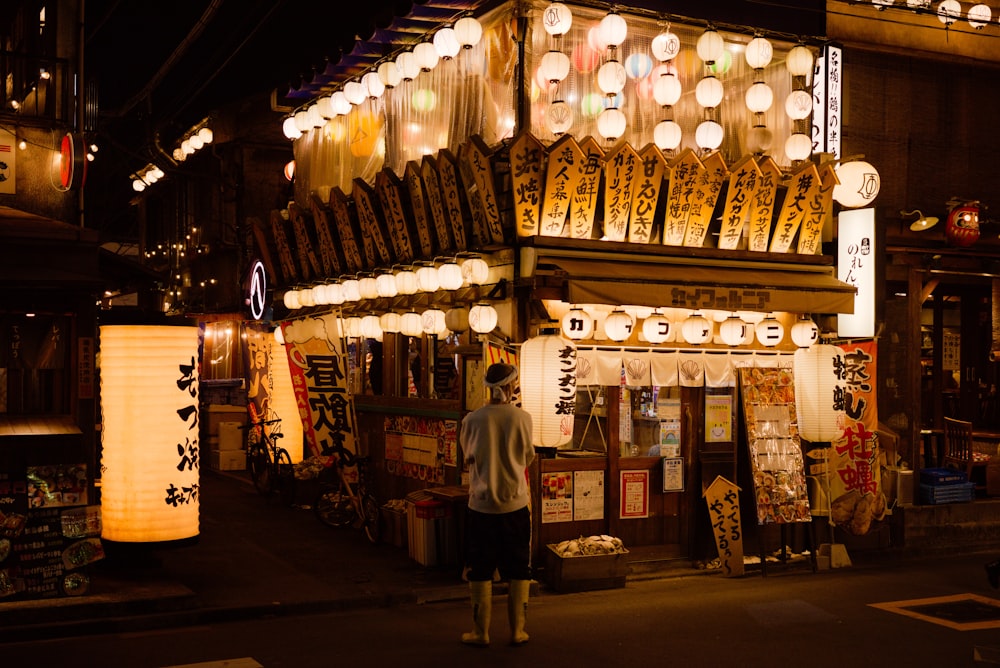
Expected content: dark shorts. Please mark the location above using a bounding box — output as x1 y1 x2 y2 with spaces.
465 506 531 581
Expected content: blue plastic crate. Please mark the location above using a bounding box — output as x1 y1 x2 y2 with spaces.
919 467 968 486
919 482 976 504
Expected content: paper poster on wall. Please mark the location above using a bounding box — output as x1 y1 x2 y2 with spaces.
620 470 649 519
541 472 573 523
662 457 685 492
573 470 605 521
705 395 732 442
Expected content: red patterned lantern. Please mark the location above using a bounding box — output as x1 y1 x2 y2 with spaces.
945 202 980 248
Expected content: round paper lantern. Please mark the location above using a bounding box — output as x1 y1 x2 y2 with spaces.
755 316 785 347
642 311 671 344
791 317 819 348
461 257 490 285
363 72 385 99
785 133 812 162
708 49 732 75
745 36 773 69
546 100 574 135
414 42 439 72
597 60 627 95
359 276 379 300
571 43 601 73
833 160 880 208
437 260 464 290
298 288 315 308
696 29 725 64
597 108 627 140
937 0 961 24
695 76 724 108
543 3 573 36
311 284 329 306
412 88 437 112
395 268 419 295
446 307 470 333
469 303 498 333
283 290 301 310
747 126 774 154
433 28 460 59
324 283 345 305
330 91 352 116
376 273 398 298
561 307 594 340
625 53 653 79
421 308 448 335
968 4 992 28
293 110 311 133
455 16 483 49
273 324 285 345
416 265 440 292
785 89 813 120
539 50 571 83
348 111 382 158
268 332 303 462
794 345 845 442
695 120 724 151
681 313 712 345
380 311 402 334
400 311 423 337
378 61 402 88
520 328 577 448
654 120 683 151
745 82 774 113
652 31 681 61
344 316 363 339
360 315 382 339
597 12 628 47
653 73 682 106
945 203 980 247
282 116 302 140
344 81 366 105
581 93 606 117
786 45 814 77
605 309 635 341
100 325 201 542
719 315 748 346
341 278 361 302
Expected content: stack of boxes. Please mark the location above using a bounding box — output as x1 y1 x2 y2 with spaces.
205 405 248 471
918 467 976 504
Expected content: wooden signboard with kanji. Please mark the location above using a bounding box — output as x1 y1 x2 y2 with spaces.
288 202 322 282
683 152 727 248
770 161 821 254
717 155 763 250
268 210 298 284
704 476 745 577
569 137 604 240
328 187 366 272
629 143 668 244
540 134 585 237
352 178 393 266
420 155 456 253
308 194 343 277
375 168 417 263
436 149 470 250
509 132 544 238
463 136 504 245
662 149 703 246
602 141 640 242
404 161 438 257
747 156 782 252
796 162 839 256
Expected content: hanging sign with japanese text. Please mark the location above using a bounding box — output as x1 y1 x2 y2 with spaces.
628 144 667 244
704 476 745 577
510 132 544 238
747 157 782 252
683 152 727 248
352 178 393 266
375 168 417 263
569 137 604 239
770 162 821 254
288 202 322 281
269 210 299 284
541 135 585 237
603 142 640 242
308 194 344 277
796 162 838 255
662 149 703 245
436 149 469 250
421 155 457 253
717 155 763 250
462 136 504 245
327 187 366 272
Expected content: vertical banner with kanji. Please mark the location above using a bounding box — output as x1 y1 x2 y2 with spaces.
281 314 356 462
828 340 883 535
243 324 272 424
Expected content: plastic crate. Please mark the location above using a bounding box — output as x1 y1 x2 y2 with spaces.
919 467 968 486
919 482 976 505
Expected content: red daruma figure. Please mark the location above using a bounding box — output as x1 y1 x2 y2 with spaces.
946 202 980 248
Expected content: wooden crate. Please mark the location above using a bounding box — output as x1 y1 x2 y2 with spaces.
545 545 629 593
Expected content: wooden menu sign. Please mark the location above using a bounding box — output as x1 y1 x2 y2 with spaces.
269 209 299 284
569 136 604 239
797 162 839 255
770 161 821 254
463 136 504 245
308 194 343 276
509 132 544 238
404 161 439 257
288 202 322 281
628 143 668 244
436 149 469 250
540 135 585 237
420 155 456 253
704 475 745 577
328 187 366 272
662 149 703 246
747 156 782 252
375 168 417 263
683 152 727 248
602 141 640 242
352 178 393 266
717 155 763 250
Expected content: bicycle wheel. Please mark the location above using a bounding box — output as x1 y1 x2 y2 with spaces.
361 494 381 544
314 484 355 528
275 448 296 506
249 442 272 495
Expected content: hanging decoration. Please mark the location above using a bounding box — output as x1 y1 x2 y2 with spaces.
520 327 577 448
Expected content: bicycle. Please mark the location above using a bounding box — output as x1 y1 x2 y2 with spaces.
314 451 381 544
244 416 295 506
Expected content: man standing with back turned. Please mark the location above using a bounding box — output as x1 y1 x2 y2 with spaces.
459 362 535 647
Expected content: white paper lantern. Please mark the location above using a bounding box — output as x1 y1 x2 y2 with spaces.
539 50 571 83
604 309 635 341
395 268 419 295
597 12 628 47
597 107 627 140
341 278 361 302
378 61 402 88
297 288 315 308
396 51 420 81
311 284 329 306
695 76 724 108
268 332 303 462
455 16 483 49
653 73 682 106
344 81 367 106
597 60 627 95
283 290 301 310
833 160 880 208
784 133 812 162
681 313 712 345
344 316 363 339
546 100 574 135
375 273 398 298
325 283 345 305
651 30 681 61
561 307 594 340
416 265 440 292
642 311 671 344
360 314 382 339
968 3 992 28
785 89 813 120
786 45 814 77
791 317 819 348
421 308 448 335
414 42 439 72
433 28 461 59
755 316 785 347
359 276 379 300
695 120 724 151
794 345 845 442
520 328 577 448
719 315 749 346
282 116 302 140
273 324 285 345
654 120 683 151
937 0 961 23
380 312 402 334
696 29 725 64
363 71 385 99
330 91 352 116
461 256 490 285
446 307 470 333
543 3 573 36
437 260 464 290
469 303 499 334
745 82 774 113
100 325 201 542
745 36 773 69
400 311 423 337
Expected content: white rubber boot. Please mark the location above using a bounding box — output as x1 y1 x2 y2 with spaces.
461 580 492 646
508 579 530 645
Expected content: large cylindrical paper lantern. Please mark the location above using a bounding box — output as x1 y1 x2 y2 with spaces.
269 331 304 462
101 325 201 542
520 328 577 448
794 345 844 442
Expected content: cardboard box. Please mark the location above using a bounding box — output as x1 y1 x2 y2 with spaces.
545 545 629 593
218 421 244 450
206 405 248 436
210 448 246 471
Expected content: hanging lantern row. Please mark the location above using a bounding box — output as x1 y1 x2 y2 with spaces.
279 303 499 344
560 306 820 348
282 15 484 140
869 1 994 30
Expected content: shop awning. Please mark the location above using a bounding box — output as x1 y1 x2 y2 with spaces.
542 256 857 315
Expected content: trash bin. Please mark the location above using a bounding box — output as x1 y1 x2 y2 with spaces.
406 497 455 566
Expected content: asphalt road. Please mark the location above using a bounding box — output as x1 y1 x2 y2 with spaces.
3 551 999 668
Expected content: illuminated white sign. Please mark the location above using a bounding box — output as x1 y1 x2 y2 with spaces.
837 208 875 339
812 43 842 159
